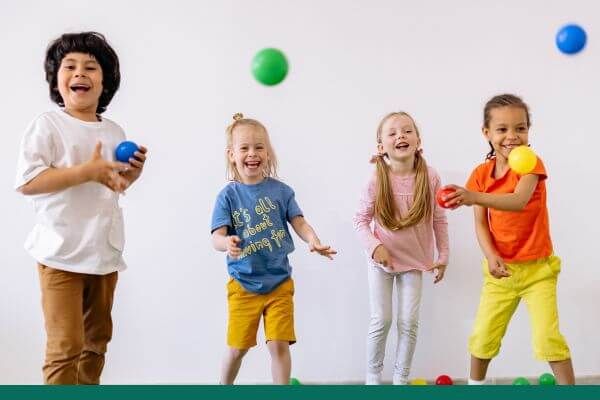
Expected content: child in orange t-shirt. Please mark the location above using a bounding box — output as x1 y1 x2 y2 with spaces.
441 94 574 385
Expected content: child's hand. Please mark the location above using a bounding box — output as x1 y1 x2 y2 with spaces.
487 254 510 278
83 142 130 192
120 145 148 185
430 263 447 284
372 245 392 268
440 185 477 209
226 235 242 259
309 240 337 260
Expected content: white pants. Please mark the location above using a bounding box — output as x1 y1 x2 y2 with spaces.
366 261 423 384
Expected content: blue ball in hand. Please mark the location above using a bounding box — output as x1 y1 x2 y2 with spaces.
115 141 139 163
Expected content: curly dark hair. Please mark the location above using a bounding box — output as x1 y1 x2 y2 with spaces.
44 32 120 114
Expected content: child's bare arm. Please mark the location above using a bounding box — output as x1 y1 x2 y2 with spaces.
18 142 129 195
211 226 242 258
19 165 87 195
473 205 510 278
290 216 336 259
442 175 539 211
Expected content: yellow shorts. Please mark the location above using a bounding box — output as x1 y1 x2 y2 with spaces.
468 255 570 361
226 277 296 349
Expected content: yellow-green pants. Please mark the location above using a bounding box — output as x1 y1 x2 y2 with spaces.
468 255 570 361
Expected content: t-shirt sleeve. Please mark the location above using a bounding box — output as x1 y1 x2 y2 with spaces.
465 165 483 192
529 157 547 181
14 116 55 190
285 187 303 221
211 191 232 233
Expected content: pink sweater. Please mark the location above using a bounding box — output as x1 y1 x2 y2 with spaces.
353 166 449 272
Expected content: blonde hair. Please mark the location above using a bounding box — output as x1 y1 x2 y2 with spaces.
374 112 432 230
225 113 279 181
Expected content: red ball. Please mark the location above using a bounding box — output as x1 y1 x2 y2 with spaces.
435 374 453 385
436 188 455 209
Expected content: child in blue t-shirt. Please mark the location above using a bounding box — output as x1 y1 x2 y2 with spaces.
211 113 336 384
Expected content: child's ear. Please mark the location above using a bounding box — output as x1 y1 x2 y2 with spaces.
377 143 384 155
482 126 490 140
227 148 235 163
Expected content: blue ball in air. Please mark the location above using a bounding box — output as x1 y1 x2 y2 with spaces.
556 24 587 55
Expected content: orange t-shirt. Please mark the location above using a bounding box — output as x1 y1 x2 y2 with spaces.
466 157 553 262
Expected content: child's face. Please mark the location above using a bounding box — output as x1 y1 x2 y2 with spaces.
228 125 270 184
378 114 421 163
57 52 104 115
483 106 529 162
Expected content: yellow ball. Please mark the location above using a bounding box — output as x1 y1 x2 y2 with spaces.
508 146 537 175
410 378 428 385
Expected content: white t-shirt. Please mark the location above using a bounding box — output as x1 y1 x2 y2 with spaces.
15 110 127 275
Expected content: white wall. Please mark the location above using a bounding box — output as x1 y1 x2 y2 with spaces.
1 0 599 384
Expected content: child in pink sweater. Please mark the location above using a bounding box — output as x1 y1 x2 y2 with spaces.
353 111 449 385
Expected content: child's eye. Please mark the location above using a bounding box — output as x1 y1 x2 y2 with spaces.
405 130 412 134
64 65 75 70
86 67 97 71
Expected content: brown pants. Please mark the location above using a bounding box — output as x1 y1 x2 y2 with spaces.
38 264 118 384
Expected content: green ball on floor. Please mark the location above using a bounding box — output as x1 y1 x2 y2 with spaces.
289 377 302 385
539 373 556 385
512 377 531 385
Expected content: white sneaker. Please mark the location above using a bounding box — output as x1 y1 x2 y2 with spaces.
366 372 382 385
392 375 408 385
468 378 486 385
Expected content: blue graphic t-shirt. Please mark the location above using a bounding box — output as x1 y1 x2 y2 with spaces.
211 178 303 294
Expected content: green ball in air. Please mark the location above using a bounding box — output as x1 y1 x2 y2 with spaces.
251 48 289 86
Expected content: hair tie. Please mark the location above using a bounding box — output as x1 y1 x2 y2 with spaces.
233 113 244 121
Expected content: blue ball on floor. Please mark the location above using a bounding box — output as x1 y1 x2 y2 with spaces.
115 141 139 163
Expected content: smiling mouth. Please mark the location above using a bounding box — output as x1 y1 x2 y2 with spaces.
70 84 90 93
395 143 410 150
245 161 261 169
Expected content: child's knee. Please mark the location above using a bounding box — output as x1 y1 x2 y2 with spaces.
468 330 501 359
228 347 248 361
397 318 419 337
47 334 84 359
533 333 570 361
267 340 289 358
369 315 392 333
